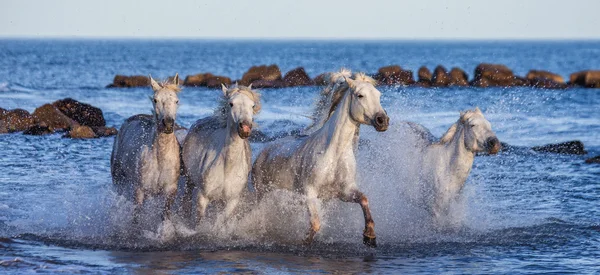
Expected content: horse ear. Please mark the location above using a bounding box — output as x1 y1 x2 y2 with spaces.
344 77 356 89
474 106 482 114
247 83 253 89
221 83 229 96
149 75 162 91
173 73 180 86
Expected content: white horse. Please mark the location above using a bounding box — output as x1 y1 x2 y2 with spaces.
182 84 261 228
252 70 389 247
419 107 500 225
111 75 181 225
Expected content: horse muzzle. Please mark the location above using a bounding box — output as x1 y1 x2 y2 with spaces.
160 117 175 134
372 112 389 132
485 136 501 154
238 121 252 139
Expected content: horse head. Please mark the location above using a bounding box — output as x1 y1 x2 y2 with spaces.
460 107 500 154
150 74 181 134
345 77 389 132
221 84 261 139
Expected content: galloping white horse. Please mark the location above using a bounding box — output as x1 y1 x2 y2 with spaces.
111 74 182 225
419 107 500 225
182 84 261 228
252 70 389 247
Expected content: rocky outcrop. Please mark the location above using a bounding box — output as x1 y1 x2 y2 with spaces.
1 98 116 138
416 66 432 87
585 155 600 164
531 140 587 155
107 75 149 88
283 67 314 87
183 73 232 88
373 65 415 85
240 64 283 88
313 73 328 86
66 125 96 139
0 109 36 133
32 104 78 131
53 98 106 127
526 70 567 89
432 65 450 87
569 70 600 88
470 63 519 87
449 67 469 86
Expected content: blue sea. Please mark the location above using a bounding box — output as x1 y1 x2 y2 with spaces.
0 40 599 274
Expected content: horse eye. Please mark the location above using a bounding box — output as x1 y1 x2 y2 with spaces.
229 103 234 107
357 94 364 98
470 124 476 127
153 99 157 103
176 100 179 104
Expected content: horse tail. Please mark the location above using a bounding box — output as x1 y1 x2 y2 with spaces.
304 68 352 134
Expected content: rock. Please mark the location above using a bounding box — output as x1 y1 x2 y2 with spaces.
65 125 96 139
569 70 600 88
0 108 36 133
283 67 314 87
313 73 328 86
417 66 432 82
531 140 587 155
449 67 469 86
240 65 283 87
526 70 565 83
585 155 600 164
373 65 415 85
32 104 78 131
92 126 118 137
247 79 285 88
432 65 450 87
526 70 566 89
53 98 106 127
107 75 149 88
23 123 54 136
471 63 516 87
183 73 232 88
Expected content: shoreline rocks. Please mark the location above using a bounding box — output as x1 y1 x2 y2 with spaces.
531 140 587 155
106 64 600 89
1 98 117 139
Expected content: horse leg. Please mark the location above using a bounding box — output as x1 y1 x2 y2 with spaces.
303 194 321 246
182 175 195 220
224 198 240 220
133 188 145 226
340 190 376 247
195 193 209 229
162 186 176 222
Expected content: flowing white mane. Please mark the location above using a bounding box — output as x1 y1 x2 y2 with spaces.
437 107 482 145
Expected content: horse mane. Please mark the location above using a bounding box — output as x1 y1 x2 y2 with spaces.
213 84 261 127
305 69 376 133
437 107 481 145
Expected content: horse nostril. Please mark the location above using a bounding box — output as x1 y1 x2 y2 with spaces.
376 116 384 125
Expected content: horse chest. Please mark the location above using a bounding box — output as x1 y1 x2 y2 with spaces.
140 144 179 194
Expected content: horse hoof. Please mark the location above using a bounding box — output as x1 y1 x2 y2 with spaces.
363 235 377 248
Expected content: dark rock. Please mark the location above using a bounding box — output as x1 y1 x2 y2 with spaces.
283 67 314 87
449 67 469 86
53 98 106 127
92 126 118 137
240 65 282 87
373 65 415 85
585 155 600 164
32 104 78 131
418 66 432 82
526 70 567 89
107 75 149 88
569 70 600 88
313 73 328 86
65 125 96 139
247 79 285 88
0 109 36 133
531 140 587 155
183 73 232 88
432 65 450 87
471 63 516 87
23 123 54 136
513 76 531 87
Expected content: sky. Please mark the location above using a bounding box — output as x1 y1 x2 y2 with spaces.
1 0 599 39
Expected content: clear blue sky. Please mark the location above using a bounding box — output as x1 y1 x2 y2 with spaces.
1 0 599 39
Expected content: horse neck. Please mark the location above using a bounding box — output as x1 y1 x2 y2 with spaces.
151 128 178 159
316 90 358 155
445 123 475 176
224 115 247 153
